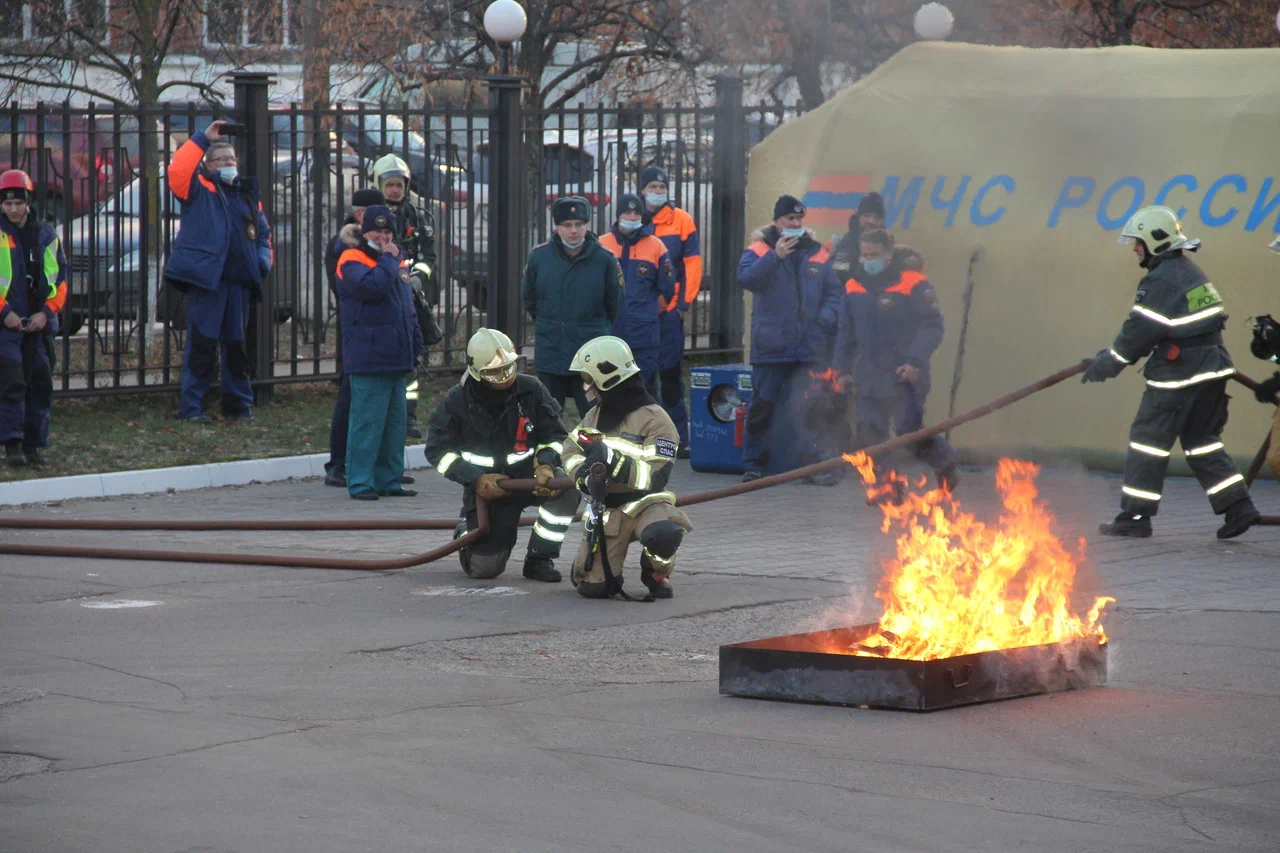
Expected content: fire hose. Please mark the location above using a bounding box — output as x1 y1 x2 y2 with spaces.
0 360 1274 569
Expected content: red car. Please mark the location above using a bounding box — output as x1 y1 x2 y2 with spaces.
0 113 139 218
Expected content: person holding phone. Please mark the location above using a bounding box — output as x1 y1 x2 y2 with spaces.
335 206 423 500
736 195 844 484
163 119 273 424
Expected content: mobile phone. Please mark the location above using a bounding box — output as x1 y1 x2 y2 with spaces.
218 120 247 136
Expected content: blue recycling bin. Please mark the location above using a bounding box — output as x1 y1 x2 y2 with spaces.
688 363 800 475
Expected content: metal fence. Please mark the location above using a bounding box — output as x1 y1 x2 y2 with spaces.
2 76 794 397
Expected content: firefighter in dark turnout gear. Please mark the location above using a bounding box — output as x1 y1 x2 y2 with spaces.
372 154 440 439
562 336 691 601
1083 206 1260 540
425 328 580 582
0 169 67 466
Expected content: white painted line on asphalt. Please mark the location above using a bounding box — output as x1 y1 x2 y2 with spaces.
413 586 527 597
80 599 165 609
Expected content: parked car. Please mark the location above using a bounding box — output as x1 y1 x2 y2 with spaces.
0 113 138 218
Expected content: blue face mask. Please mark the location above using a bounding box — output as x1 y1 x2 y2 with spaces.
561 236 585 250
617 218 643 234
645 193 668 208
216 167 238 184
861 258 887 275
780 227 806 239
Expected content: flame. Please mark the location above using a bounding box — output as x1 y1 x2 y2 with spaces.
808 368 844 394
840 452 1114 661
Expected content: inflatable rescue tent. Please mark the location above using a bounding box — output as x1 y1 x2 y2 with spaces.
746 42 1280 472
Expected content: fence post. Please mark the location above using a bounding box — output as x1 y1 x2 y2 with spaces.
486 73 524 345
233 73 276 403
711 75 746 354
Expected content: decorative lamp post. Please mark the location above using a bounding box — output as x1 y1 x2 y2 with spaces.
484 0 527 74
914 3 954 41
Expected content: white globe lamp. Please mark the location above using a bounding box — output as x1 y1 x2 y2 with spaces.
914 2 955 41
484 0 528 44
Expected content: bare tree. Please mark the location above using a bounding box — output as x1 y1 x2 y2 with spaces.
980 0 1280 48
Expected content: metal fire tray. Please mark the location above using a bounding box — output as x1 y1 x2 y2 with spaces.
719 624 1107 711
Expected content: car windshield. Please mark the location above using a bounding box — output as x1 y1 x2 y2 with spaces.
355 113 427 156
100 173 169 217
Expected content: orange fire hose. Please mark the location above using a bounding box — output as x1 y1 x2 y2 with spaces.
0 360 1273 566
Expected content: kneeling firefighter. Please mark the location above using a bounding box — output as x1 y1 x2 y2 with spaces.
424 328 580 582
562 336 692 601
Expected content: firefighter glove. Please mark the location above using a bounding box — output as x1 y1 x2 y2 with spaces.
582 439 614 472
532 463 559 497
1255 371 1280 404
475 473 509 500
1081 350 1114 384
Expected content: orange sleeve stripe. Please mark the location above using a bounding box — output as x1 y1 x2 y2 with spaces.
845 279 867 294
635 237 666 265
810 247 831 264
679 208 697 241
0 297 6 313
44 281 67 314
885 271 928 295
598 233 621 257
748 241 770 257
336 248 376 280
168 137 206 202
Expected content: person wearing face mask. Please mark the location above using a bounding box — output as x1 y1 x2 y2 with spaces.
425 328 579 583
521 196 625 415
1081 205 1260 540
639 166 701 457
561 336 690 601
824 192 886 279
335 205 423 500
163 120 273 424
737 195 844 484
833 229 958 492
600 193 676 395
0 169 67 467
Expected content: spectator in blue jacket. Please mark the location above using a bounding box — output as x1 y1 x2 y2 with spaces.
737 195 843 485
833 229 957 492
520 196 625 415
599 194 676 394
163 121 272 423
335 206 423 501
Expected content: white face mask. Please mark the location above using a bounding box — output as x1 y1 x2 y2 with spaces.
617 218 644 234
780 226 806 239
217 167 238 184
645 193 668 208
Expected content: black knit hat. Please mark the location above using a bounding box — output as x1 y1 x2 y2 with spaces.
639 166 669 189
552 196 591 225
361 205 397 234
773 194 805 221
857 191 886 218
617 193 644 218
352 187 386 208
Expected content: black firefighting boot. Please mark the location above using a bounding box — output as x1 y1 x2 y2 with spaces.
522 556 562 583
5 440 25 467
741 468 763 483
324 465 346 488
22 447 46 467
405 399 423 440
1217 499 1261 541
1099 513 1153 538
803 470 839 487
938 464 960 493
640 554 674 600
677 442 691 459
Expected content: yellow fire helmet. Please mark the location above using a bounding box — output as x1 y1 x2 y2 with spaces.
570 335 640 391
1118 205 1194 255
466 328 518 387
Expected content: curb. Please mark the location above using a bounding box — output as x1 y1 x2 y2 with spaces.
0 445 430 507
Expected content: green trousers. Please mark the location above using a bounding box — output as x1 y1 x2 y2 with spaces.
347 372 408 496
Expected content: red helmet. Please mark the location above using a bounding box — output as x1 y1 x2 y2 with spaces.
0 169 33 202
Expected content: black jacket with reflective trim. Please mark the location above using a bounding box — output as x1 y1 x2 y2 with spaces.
1107 251 1233 385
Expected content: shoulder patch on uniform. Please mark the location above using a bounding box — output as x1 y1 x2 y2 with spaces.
621 431 645 444
662 256 675 279
1134 287 1147 304
654 437 678 459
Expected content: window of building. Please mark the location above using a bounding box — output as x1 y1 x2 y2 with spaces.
5 1 108 41
205 0 294 47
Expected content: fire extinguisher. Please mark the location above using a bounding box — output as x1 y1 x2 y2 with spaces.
734 402 748 448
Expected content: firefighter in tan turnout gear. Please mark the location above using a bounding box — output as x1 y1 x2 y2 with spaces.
562 336 692 601
1082 205 1261 540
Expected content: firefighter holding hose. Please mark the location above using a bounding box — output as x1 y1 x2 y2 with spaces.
1082 205 1260 540
425 328 579 582
561 336 691 601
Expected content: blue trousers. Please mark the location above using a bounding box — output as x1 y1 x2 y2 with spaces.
180 282 254 418
0 330 53 448
658 310 688 444
326 373 351 472
853 387 956 474
742 362 820 471
347 372 408 496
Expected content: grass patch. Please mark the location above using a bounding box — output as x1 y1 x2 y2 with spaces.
1 376 452 484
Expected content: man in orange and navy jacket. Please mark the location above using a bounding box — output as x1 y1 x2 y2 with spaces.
0 169 67 467
640 166 701 456
736 194 843 485
601 193 676 393
163 120 272 424
832 229 958 491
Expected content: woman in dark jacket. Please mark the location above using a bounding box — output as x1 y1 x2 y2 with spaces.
335 206 423 500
